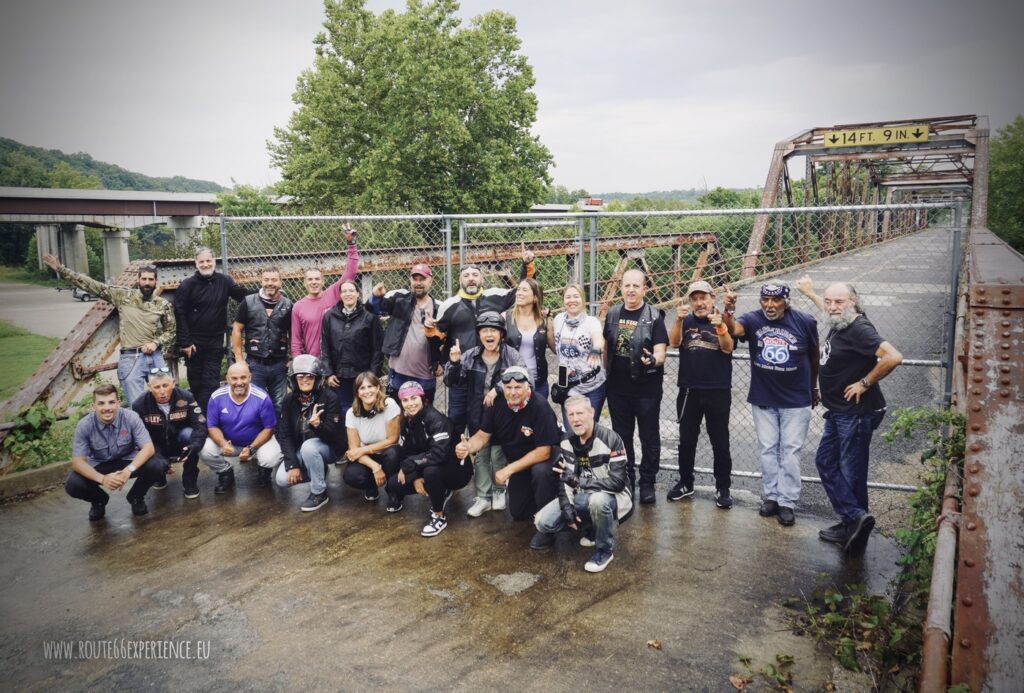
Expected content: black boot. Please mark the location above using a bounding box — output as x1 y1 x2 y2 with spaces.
214 469 235 495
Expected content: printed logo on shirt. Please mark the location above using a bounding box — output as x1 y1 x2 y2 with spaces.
221 407 230 414
761 335 791 365
176 399 187 407
520 426 534 438
614 319 638 357
754 325 803 372
820 337 832 366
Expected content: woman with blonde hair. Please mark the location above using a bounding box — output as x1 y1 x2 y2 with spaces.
341 372 402 508
551 283 606 427
504 277 552 399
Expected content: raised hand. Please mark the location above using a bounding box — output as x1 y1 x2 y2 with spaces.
449 338 462 363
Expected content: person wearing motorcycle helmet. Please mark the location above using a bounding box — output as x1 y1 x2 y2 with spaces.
275 354 346 512
442 311 525 518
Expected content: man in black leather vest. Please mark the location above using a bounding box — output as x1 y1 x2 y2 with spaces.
603 268 668 505
231 267 293 413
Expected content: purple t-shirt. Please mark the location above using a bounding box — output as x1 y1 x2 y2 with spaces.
738 308 818 408
207 385 277 446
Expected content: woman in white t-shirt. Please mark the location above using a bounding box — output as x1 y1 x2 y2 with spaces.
551 283 606 427
341 372 402 508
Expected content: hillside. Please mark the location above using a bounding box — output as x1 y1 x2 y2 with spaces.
0 137 225 192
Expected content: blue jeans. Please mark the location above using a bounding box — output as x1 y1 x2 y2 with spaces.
535 491 618 552
814 409 885 523
249 359 288 414
275 438 331 494
751 405 811 508
118 350 167 406
447 383 468 436
388 371 437 403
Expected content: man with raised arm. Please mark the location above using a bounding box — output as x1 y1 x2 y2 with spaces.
42 254 175 406
290 225 361 358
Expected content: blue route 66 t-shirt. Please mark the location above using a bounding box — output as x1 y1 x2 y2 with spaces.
737 308 819 408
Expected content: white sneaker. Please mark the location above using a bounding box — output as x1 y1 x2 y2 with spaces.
579 535 596 548
467 497 491 517
491 491 507 511
421 514 448 537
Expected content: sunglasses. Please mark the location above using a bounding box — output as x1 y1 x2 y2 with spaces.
500 371 530 384
149 366 172 375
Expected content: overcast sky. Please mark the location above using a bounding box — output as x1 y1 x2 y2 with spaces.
2 0 1021 194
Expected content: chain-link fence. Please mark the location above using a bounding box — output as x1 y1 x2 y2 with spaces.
210 203 960 518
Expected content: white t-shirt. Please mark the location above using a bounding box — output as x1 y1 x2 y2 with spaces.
345 399 401 445
553 311 606 395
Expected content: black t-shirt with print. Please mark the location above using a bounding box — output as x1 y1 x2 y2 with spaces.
819 316 885 414
604 305 669 397
677 314 732 389
480 393 560 463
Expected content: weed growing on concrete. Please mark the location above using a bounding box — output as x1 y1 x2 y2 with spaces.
784 406 965 690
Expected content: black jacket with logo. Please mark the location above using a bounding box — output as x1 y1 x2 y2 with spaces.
131 386 207 456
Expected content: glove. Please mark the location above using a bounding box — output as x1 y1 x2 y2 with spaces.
562 473 579 489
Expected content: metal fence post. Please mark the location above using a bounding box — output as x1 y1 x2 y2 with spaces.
443 217 453 296
458 220 466 268
942 200 965 409
588 216 598 316
576 219 585 285
219 215 228 273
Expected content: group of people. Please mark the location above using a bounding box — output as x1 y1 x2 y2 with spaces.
46 226 902 572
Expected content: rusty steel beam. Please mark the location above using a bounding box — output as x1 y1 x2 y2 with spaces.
947 229 1024 692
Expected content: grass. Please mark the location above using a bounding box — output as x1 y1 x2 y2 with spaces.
0 265 60 288
0 320 59 402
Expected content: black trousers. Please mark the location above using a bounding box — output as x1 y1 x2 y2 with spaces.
607 391 662 488
152 448 200 485
185 337 225 412
386 456 474 512
506 459 558 521
65 458 163 504
676 388 732 491
342 447 401 492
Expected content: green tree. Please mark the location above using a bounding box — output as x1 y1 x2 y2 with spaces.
543 184 590 205
269 0 552 214
698 186 761 209
988 115 1024 253
216 183 279 216
48 161 102 189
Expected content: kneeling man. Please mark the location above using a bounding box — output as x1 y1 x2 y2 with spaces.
531 396 632 572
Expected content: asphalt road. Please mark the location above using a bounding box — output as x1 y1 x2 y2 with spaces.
0 282 93 339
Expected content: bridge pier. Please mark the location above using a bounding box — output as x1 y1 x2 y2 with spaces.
167 215 207 246
101 228 131 282
35 223 89 275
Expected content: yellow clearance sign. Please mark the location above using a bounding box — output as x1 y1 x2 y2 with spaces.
822 125 929 147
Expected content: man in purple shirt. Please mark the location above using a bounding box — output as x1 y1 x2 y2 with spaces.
199 362 283 494
290 226 360 358
65 383 159 521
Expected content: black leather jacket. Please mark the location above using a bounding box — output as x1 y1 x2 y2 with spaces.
320 303 384 379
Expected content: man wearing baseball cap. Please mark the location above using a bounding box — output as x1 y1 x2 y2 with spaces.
368 263 443 402
723 282 819 527
666 281 735 508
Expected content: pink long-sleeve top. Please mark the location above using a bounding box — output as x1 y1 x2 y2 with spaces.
290 242 360 358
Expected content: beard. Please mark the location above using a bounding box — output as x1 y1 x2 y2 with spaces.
826 305 859 330
138 284 155 298
198 267 215 277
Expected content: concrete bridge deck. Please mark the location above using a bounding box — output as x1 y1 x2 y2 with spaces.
0 473 901 691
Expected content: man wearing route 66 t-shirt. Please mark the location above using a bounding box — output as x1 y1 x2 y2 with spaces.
723 283 819 527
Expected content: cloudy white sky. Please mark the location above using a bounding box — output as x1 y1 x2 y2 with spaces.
2 0 1021 194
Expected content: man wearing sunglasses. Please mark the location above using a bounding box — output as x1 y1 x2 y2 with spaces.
454 365 560 522
42 254 175 406
131 367 207 498
368 263 442 403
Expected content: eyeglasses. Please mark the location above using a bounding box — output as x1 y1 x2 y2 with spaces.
141 264 158 272
500 371 531 384
295 373 316 380
149 367 171 375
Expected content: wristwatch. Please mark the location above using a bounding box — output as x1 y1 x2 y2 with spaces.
859 378 871 388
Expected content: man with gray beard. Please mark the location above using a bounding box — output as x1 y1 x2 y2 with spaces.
797 277 903 554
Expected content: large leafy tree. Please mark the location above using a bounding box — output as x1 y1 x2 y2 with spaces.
988 115 1024 253
269 0 552 214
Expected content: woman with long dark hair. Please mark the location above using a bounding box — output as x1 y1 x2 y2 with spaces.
320 280 383 415
341 372 401 507
504 277 552 399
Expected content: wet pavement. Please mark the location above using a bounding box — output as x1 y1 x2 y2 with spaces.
1 469 901 691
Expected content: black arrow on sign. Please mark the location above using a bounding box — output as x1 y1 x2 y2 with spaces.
829 135 839 144
912 128 923 137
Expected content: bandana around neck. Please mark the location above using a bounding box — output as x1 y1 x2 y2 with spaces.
459 288 482 300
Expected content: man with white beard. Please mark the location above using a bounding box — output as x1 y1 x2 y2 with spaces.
797 277 903 554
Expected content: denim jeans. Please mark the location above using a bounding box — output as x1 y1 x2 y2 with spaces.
750 405 811 508
535 491 618 552
814 409 886 523
249 359 288 414
472 445 508 501
446 383 468 437
606 392 662 488
274 438 331 494
118 350 167 406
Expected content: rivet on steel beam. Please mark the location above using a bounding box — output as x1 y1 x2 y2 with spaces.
1002 354 1010 361
973 365 983 372
971 389 981 396
969 443 982 452
1003 299 1012 305
972 376 982 383
962 596 974 606
977 288 987 294
1003 310 1012 316
977 297 988 304
1002 288 1011 294
1002 321 1011 327
1001 378 1011 385
969 463 981 473
971 405 982 412
1000 366 1011 373
1001 390 1011 398
964 558 976 567
974 343 984 350
971 424 981 432
1002 343 1011 350
968 486 980 497
973 353 983 360
961 639 972 649
966 522 977 531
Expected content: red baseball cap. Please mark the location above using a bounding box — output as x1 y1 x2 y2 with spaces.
410 263 432 277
